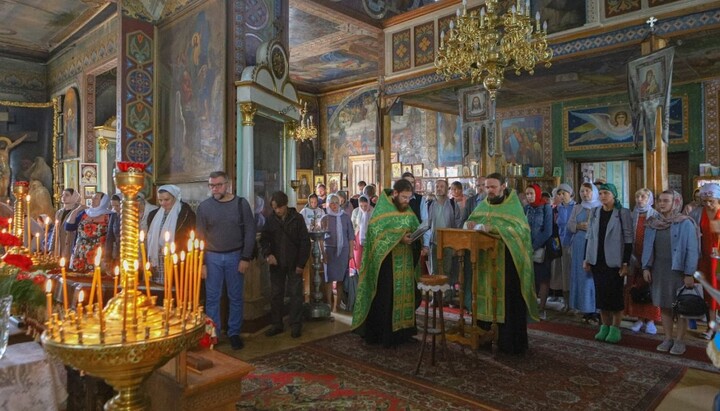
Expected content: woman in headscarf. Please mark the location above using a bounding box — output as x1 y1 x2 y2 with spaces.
524 183 553 319
300 194 325 229
350 195 373 271
568 182 601 323
51 188 85 261
65 192 112 272
626 188 661 334
146 185 196 284
321 193 354 311
641 190 698 355
583 183 633 344
689 183 720 339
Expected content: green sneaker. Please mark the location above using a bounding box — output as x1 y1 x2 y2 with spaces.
605 326 622 344
594 325 609 341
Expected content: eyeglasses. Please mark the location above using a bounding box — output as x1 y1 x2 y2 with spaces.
208 182 226 189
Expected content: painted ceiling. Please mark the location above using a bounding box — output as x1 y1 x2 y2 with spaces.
0 0 112 61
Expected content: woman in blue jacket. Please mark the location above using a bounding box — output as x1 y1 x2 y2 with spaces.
525 184 553 319
641 190 698 355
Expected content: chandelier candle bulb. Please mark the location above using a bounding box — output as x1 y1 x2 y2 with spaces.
60 258 68 313
45 279 53 322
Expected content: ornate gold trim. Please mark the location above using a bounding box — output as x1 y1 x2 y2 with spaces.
0 100 54 108
97 137 110 150
240 103 257 126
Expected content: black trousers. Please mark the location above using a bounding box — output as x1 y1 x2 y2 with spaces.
270 268 304 329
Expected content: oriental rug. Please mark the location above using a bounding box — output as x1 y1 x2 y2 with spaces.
238 329 686 410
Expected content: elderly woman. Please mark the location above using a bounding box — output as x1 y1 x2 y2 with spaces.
66 192 112 272
642 190 698 355
321 193 355 311
146 185 196 283
627 188 661 334
568 182 601 322
583 183 633 344
690 183 720 339
51 188 84 261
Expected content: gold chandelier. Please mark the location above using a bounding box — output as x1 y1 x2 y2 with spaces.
435 0 553 99
293 99 317 142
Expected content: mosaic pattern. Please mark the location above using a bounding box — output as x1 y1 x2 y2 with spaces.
234 0 246 80
392 29 411 72
705 80 720 165
48 24 117 91
123 26 153 181
605 0 641 18
413 22 434 67
85 75 96 162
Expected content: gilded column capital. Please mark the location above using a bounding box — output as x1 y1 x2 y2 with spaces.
97 137 109 150
240 103 257 126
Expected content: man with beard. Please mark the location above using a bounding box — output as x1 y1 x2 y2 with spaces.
352 178 421 347
465 172 539 355
196 171 256 350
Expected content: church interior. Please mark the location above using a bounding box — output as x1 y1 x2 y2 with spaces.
2 0 720 409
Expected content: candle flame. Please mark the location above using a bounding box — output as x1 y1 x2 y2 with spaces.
200 240 205 251
194 239 200 249
25 195 30 202
134 260 139 270
187 239 193 251
180 250 186 261
189 230 195 240
114 266 120 276
78 290 85 303
139 230 145 242
172 254 178 264
123 260 129 271
170 242 176 254
45 216 51 225
35 232 39 238
45 278 52 293
145 262 151 270
164 231 170 242
60 257 66 267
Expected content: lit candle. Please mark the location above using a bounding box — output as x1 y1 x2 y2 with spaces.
87 248 102 309
96 271 104 332
163 245 169 300
45 279 53 321
144 262 152 300
60 258 68 314
139 230 147 276
172 253 179 309
180 251 186 311
25 195 30 248
114 266 119 296
196 241 204 310
43 216 50 254
35 232 40 255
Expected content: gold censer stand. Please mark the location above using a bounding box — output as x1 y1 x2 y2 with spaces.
42 168 204 411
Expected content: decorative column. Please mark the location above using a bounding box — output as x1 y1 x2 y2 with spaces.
238 103 256 201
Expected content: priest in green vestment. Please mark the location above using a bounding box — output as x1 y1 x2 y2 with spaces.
465 172 539 354
352 178 420 347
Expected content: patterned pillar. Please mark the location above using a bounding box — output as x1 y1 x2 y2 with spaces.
118 15 154 194
705 79 720 165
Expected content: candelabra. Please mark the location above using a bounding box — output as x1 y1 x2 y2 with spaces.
308 230 331 319
435 0 553 100
293 99 317 142
42 163 203 411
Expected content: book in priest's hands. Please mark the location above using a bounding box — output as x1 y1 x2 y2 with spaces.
408 222 431 242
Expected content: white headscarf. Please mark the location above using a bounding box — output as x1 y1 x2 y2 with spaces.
581 183 602 209
147 185 182 267
85 192 113 218
358 197 373 246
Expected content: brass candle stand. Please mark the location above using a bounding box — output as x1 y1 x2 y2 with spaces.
42 165 204 411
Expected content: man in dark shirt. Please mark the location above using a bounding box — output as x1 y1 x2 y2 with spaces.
260 191 311 338
196 171 256 350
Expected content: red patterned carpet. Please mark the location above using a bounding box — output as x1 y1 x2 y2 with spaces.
238 328 691 410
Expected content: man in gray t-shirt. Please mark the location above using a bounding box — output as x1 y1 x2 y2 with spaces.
196 171 256 350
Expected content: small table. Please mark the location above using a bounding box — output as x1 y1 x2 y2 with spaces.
0 342 67 411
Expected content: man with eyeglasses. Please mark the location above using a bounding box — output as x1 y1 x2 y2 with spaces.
196 171 256 350
352 178 422 348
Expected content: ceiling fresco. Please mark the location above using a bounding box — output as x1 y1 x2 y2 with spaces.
288 0 382 91
0 0 110 60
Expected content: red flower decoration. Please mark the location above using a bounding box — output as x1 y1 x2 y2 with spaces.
0 232 22 247
13 181 29 187
3 254 33 271
117 161 146 172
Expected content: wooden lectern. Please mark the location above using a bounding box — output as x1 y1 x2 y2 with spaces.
435 228 499 350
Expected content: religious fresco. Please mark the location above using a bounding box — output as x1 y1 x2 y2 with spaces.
390 106 430 166
156 0 225 182
500 115 545 166
564 103 634 151
62 87 79 159
437 112 462 166
288 1 381 90
326 89 378 172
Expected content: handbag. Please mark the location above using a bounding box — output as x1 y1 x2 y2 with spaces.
629 285 652 304
672 285 708 319
545 234 562 261
532 247 546 263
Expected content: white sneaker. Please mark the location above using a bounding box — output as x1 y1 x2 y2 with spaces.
631 320 644 333
645 321 657 335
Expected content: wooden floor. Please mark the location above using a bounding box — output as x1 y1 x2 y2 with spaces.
216 309 720 410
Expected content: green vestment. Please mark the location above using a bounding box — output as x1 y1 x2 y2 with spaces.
466 190 539 323
352 189 419 332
